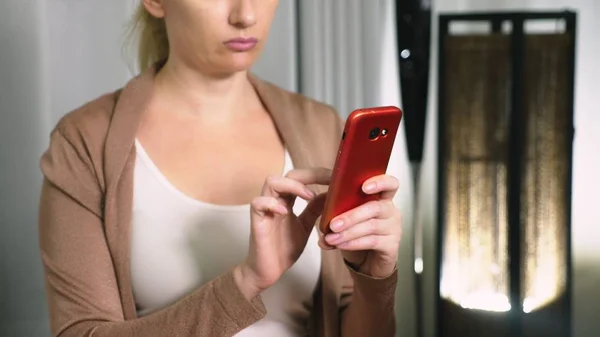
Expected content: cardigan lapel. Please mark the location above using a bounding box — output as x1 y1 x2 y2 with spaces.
103 69 155 319
248 74 315 171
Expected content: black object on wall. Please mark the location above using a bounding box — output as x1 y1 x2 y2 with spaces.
436 10 576 337
396 1 432 337
397 0 431 164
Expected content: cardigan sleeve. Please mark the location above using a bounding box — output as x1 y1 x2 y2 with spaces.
339 262 398 337
38 129 266 337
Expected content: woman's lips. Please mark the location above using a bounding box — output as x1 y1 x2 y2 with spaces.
224 37 258 52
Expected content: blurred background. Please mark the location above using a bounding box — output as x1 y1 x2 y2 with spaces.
0 0 597 336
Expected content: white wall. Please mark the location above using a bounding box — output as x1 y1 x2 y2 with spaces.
416 1 600 337
46 2 134 127
0 0 50 335
251 0 298 92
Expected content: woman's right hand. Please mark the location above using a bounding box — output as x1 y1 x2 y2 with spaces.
233 168 331 300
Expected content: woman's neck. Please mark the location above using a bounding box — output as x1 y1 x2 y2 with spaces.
153 58 256 123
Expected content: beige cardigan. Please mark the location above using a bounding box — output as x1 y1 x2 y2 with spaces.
38 66 398 337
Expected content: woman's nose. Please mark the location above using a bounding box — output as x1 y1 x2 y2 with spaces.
229 0 257 29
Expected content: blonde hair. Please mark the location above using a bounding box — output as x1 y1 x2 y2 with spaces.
126 3 170 72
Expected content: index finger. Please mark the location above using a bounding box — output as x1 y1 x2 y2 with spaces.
285 167 332 186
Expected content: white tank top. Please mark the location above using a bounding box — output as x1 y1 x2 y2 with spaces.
130 140 322 336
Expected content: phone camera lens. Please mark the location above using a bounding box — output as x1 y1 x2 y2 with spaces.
369 127 380 140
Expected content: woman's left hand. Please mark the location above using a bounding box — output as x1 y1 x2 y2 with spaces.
321 174 402 278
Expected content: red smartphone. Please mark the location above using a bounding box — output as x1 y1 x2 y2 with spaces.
319 106 403 234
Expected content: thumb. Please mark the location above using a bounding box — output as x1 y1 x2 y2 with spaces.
298 193 327 232
342 251 367 270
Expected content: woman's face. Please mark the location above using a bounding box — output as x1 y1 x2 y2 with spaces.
145 0 279 76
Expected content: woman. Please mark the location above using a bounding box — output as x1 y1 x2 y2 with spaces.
38 1 402 336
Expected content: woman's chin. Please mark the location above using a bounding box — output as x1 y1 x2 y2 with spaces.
211 60 256 77
226 54 258 72
185 55 258 78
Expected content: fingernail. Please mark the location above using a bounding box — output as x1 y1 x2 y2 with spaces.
277 204 289 214
364 182 377 193
325 233 340 244
330 219 344 232
319 240 335 250
306 188 316 198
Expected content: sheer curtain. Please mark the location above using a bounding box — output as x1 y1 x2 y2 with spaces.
0 1 50 335
297 1 415 336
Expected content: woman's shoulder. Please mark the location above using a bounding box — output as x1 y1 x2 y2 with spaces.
250 75 341 125
51 89 122 145
249 75 344 158
40 89 123 196
251 76 344 168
